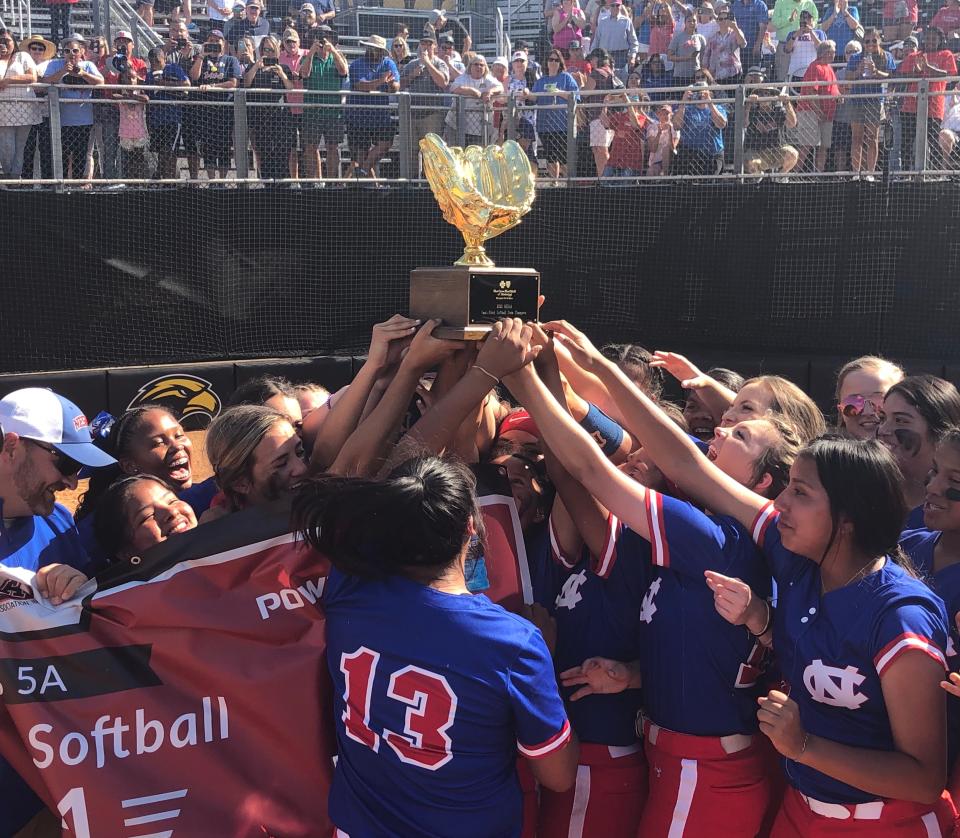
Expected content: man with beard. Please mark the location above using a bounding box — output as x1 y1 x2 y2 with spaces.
0 388 115 574
201 405 307 523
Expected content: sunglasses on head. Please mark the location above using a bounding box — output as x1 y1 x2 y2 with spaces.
26 439 83 477
838 394 880 417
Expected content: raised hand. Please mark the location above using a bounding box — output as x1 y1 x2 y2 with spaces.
367 313 420 369
540 319 605 371
649 350 710 389
403 319 464 371
475 317 541 381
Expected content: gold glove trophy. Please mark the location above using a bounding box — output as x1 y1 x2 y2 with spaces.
410 134 541 340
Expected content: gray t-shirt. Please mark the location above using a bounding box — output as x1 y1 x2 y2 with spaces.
668 30 706 79
401 55 451 111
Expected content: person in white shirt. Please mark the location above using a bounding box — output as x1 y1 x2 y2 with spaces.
0 31 42 178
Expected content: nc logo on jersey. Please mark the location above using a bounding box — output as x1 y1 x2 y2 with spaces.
555 571 587 611
803 659 868 709
0 578 34 603
127 374 222 430
639 577 661 624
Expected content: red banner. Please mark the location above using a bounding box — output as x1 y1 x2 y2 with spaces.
0 483 529 838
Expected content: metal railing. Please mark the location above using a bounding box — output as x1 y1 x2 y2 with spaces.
1 75 956 186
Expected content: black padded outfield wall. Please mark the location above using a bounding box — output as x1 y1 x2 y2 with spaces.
2 182 959 377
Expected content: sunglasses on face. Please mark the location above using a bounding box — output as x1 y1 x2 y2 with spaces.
548 56 561 61
839 394 880 417
29 44 45 50
27 439 83 477
864 38 878 43
65 47 81 53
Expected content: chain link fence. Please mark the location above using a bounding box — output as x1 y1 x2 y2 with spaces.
0 73 957 183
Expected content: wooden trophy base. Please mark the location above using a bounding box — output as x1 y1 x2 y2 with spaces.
409 266 541 341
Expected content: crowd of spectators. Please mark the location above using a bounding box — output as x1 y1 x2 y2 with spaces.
6 319 960 838
2 0 960 180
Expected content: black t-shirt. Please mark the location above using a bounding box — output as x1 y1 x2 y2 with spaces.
247 65 289 103
745 103 786 150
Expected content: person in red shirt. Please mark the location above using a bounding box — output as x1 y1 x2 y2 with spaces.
897 26 958 168
931 0 960 39
795 39 839 171
565 38 593 74
601 90 647 175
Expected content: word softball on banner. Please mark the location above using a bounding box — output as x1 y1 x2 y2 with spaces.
0 505 336 838
0 475 530 838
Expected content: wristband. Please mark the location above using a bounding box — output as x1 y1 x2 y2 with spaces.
749 599 773 638
579 402 625 456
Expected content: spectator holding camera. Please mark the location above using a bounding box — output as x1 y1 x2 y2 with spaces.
244 35 296 180
279 29 306 181
95 31 146 179
673 73 727 173
743 65 798 172
846 26 894 175
498 51 535 153
0 30 41 180
43 35 104 179
300 25 346 180
189 29 242 180
704 8 747 82
146 46 190 179
646 101 678 172
601 88 647 175
400 34 450 175
783 9 824 83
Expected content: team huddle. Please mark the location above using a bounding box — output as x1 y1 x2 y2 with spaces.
1 314 959 837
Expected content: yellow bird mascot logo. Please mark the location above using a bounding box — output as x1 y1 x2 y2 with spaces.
127 374 222 429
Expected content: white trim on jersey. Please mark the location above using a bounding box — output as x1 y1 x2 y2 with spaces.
593 513 620 579
922 811 943 838
549 514 578 570
667 758 698 838
518 719 573 758
750 500 777 546
645 490 670 568
568 765 591 838
874 632 947 676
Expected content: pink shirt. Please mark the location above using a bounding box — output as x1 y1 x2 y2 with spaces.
649 22 675 54
280 48 305 113
118 102 148 141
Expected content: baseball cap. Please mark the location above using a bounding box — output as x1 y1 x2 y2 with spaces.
745 64 766 77
511 50 527 61
300 1 315 8
498 409 540 441
439 34 455 45
419 32 436 42
114 30 134 41
61 33 84 45
493 56 509 67
429 8 444 22
904 34 918 46
232 2 245 9
568 38 582 48
209 29 225 39
0 389 116 468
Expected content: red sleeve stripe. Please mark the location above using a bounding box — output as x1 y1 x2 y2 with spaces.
874 632 947 676
548 515 577 569
644 490 669 568
750 501 777 547
592 512 620 579
517 719 573 758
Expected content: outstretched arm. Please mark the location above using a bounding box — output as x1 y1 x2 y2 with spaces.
542 320 768 532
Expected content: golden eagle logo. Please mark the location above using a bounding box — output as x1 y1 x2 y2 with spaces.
127 374 222 430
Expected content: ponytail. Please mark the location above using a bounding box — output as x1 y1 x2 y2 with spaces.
294 456 485 581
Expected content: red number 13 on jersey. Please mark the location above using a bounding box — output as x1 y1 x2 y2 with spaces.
340 647 458 771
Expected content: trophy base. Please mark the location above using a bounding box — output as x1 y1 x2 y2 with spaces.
410 266 540 341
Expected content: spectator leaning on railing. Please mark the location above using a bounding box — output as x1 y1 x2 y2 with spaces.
300 25 347 180
0 30 41 180
244 35 296 180
146 46 190 180
846 26 894 175
189 30 242 180
400 33 450 176
42 35 104 179
447 53 503 147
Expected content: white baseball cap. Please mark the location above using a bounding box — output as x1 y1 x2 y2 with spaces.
0 388 116 468
114 30 134 41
